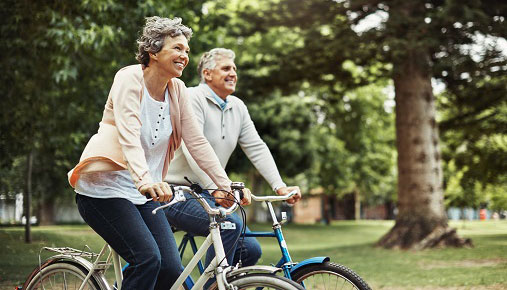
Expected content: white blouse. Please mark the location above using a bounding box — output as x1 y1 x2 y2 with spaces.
75 86 172 204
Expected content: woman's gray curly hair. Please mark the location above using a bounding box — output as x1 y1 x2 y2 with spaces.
197 48 235 83
136 16 193 67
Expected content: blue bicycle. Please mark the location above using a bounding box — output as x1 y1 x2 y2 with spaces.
176 193 371 290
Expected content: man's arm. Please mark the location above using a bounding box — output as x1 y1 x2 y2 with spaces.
237 100 301 203
237 101 286 190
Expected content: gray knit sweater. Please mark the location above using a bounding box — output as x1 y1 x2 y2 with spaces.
166 84 286 191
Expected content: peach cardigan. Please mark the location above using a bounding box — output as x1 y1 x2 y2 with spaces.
68 65 231 191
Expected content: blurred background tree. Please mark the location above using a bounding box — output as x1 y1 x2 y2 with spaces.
229 0 505 249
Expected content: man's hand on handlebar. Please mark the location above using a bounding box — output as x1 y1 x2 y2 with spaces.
240 188 252 206
212 187 252 208
140 182 173 202
276 186 301 204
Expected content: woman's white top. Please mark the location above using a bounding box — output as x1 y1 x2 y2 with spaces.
75 86 172 205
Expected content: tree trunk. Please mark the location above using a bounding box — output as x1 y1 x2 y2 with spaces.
24 150 33 243
322 194 331 225
248 170 265 223
354 187 361 220
377 50 472 249
38 199 55 225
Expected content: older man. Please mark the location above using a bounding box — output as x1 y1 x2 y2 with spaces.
165 48 301 270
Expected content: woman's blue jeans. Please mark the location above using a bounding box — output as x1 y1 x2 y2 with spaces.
164 191 262 268
76 194 184 290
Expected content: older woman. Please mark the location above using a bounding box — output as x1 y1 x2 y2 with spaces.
67 17 247 290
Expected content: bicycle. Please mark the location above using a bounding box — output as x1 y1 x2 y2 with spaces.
175 192 372 290
20 184 305 290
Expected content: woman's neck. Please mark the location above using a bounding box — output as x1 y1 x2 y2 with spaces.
143 66 170 101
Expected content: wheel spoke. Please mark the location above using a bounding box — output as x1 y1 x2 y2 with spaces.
64 271 68 290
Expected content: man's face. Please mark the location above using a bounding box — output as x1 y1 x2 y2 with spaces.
204 56 237 100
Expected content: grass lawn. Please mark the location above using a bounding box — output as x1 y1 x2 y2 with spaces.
1 220 506 289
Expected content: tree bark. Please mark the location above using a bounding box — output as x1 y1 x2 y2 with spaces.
24 150 33 243
377 50 472 249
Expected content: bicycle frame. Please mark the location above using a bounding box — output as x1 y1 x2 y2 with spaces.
246 201 294 278
121 185 283 290
172 215 232 290
23 186 291 290
178 199 329 282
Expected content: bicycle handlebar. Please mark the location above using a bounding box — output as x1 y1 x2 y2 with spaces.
251 190 298 202
151 185 242 216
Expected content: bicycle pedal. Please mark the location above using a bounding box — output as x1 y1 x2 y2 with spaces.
220 221 236 230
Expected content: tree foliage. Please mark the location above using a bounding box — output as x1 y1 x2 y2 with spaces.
0 0 504 228
0 0 216 219
228 0 505 247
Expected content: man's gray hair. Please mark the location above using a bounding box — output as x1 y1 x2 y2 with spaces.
136 16 193 67
197 48 236 83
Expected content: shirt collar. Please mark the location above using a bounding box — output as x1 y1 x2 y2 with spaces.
201 83 228 111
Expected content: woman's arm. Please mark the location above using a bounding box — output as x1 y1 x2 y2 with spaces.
110 67 153 190
178 86 232 193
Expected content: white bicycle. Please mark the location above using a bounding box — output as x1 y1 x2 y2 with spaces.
20 183 304 290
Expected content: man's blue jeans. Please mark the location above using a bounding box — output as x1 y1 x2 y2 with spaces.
165 191 262 268
76 194 184 290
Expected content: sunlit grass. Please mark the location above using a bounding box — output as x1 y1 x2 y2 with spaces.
1 220 506 289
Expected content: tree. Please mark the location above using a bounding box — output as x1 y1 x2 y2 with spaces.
233 0 506 248
1 0 136 228
0 0 214 230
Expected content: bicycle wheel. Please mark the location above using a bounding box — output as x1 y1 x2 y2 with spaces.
210 273 305 290
290 261 371 290
24 261 101 290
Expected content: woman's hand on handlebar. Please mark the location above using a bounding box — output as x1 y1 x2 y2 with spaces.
140 182 173 202
276 186 301 204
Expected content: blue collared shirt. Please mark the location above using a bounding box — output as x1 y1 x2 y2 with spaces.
202 83 228 110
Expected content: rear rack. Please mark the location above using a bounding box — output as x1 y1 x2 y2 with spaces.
43 246 113 271
43 246 97 258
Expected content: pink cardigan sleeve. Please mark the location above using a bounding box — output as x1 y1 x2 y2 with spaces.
110 67 153 189
177 86 232 192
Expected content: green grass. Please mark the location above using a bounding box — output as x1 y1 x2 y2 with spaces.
1 220 506 289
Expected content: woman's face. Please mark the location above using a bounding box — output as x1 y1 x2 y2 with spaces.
153 34 190 78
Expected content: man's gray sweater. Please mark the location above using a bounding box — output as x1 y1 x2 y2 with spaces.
165 84 286 191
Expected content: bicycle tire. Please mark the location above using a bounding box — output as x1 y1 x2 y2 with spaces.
24 261 102 290
290 261 372 290
209 273 305 290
